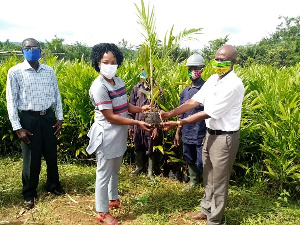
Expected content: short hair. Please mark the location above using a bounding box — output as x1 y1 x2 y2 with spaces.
22 38 40 48
91 43 124 72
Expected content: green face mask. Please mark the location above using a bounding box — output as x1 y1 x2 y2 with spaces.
213 60 232 76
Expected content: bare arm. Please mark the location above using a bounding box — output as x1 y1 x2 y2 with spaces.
128 103 150 114
163 111 210 131
102 108 151 131
180 111 210 125
160 99 200 120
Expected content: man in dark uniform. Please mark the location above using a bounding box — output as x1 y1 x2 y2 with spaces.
174 54 206 190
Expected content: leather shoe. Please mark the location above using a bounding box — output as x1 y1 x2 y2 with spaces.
25 199 34 210
49 187 65 196
191 212 207 220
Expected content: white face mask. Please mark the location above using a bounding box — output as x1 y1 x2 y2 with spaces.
100 64 118 79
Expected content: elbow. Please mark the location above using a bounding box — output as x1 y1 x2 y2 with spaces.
106 117 115 123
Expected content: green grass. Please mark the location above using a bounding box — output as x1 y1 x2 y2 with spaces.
0 156 299 225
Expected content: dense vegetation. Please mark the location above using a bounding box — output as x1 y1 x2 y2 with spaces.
0 1 299 202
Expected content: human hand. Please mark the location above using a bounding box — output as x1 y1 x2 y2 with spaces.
16 128 33 144
173 133 180 147
162 121 178 131
141 105 151 113
151 128 158 140
129 129 134 140
138 121 152 132
160 110 170 120
53 120 63 137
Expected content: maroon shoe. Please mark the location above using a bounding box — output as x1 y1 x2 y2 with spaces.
109 199 124 210
96 212 119 224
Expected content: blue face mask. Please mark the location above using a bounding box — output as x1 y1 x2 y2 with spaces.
22 49 41 62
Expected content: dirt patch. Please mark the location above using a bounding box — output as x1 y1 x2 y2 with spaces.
0 194 159 225
168 212 207 225
0 194 204 225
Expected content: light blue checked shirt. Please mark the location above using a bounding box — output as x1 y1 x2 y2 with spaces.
6 60 63 130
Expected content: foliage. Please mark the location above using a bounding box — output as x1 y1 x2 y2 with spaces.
135 0 202 107
0 39 20 51
201 35 229 62
43 36 91 63
0 56 22 154
1 54 300 195
234 64 300 194
237 16 300 67
118 39 138 61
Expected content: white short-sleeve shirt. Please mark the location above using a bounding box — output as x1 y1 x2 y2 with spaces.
192 70 245 131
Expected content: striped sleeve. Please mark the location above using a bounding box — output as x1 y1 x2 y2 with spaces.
90 83 112 110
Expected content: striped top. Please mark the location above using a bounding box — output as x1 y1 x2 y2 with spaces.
88 75 128 159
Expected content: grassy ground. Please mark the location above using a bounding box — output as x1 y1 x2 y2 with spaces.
0 156 299 225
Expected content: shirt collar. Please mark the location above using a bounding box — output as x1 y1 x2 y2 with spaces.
21 60 44 72
215 70 235 84
190 78 205 89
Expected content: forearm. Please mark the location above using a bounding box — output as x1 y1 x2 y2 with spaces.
107 114 140 126
180 111 210 125
128 103 143 114
168 99 200 118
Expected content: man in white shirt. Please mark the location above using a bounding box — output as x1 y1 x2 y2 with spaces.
161 45 245 225
6 38 65 210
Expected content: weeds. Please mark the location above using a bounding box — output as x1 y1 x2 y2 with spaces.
0 157 300 225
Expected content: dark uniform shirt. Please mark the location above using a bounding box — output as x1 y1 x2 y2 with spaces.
178 78 206 145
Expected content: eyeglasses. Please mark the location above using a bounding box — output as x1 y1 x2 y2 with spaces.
23 46 40 50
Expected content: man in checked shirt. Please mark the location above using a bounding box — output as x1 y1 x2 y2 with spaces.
6 38 65 210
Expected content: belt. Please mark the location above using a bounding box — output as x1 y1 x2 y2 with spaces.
207 128 238 135
22 109 49 116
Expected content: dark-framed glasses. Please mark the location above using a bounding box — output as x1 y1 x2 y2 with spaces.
23 46 40 50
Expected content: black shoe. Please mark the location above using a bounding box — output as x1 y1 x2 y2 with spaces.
49 187 65 196
25 199 34 210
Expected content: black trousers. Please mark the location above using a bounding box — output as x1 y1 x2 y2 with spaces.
20 109 61 201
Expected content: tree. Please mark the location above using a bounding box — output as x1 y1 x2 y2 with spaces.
201 36 229 62
237 16 300 67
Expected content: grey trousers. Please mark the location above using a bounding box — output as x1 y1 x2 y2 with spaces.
200 131 240 225
95 153 123 212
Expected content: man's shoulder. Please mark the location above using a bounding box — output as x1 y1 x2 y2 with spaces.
229 72 244 86
40 63 55 72
8 62 25 73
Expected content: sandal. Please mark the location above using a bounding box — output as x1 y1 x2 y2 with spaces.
109 199 121 209
96 212 119 225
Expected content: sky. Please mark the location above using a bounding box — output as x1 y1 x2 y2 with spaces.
0 0 299 51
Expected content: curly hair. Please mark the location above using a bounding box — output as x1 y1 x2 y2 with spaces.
91 43 124 72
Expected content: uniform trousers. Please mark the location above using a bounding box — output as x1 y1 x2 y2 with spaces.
20 109 60 201
200 131 240 225
95 153 123 212
183 143 203 172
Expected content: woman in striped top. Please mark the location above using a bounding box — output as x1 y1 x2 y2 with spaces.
87 43 151 225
